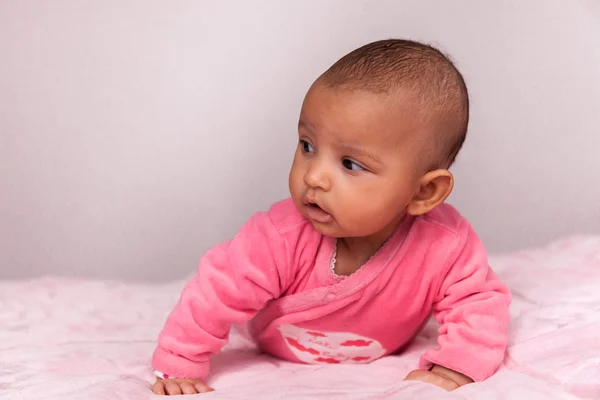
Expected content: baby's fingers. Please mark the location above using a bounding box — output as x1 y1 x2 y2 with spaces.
151 378 213 395
165 381 183 395
151 380 166 395
180 382 198 395
195 382 215 393
405 370 459 391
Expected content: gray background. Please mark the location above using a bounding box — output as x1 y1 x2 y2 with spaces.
1 0 599 281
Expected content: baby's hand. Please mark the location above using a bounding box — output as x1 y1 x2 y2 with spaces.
404 365 473 391
151 378 214 395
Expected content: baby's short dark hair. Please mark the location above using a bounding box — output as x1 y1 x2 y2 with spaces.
319 39 469 168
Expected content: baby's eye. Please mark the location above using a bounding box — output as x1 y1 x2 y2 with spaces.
342 158 365 172
300 140 314 153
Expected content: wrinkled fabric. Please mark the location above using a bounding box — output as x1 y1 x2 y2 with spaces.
1 235 599 399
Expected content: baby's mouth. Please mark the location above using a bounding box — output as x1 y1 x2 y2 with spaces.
305 202 333 223
308 202 322 211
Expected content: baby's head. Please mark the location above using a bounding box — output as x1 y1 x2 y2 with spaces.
289 39 469 241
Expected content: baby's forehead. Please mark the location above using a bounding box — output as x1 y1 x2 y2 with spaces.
302 84 435 143
312 39 469 167
302 86 448 170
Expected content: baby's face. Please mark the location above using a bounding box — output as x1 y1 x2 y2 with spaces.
289 83 429 240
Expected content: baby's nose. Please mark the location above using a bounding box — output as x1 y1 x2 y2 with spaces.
304 162 331 191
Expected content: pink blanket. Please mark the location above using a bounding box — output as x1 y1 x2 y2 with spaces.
1 236 599 399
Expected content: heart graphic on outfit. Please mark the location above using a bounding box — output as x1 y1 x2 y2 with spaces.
278 324 386 364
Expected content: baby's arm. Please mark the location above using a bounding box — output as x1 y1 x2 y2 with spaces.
151 212 287 394
406 222 511 390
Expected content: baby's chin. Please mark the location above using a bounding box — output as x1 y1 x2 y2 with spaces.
307 220 341 238
309 220 369 239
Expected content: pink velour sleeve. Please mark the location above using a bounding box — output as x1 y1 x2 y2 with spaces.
419 222 511 382
151 212 287 381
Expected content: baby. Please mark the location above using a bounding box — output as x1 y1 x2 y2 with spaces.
151 39 511 395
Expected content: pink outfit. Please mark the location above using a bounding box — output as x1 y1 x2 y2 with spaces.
152 199 511 383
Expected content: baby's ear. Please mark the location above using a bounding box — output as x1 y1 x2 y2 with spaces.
406 169 454 216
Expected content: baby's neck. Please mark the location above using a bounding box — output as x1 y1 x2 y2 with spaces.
333 215 406 276
338 236 384 261
333 235 390 276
